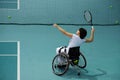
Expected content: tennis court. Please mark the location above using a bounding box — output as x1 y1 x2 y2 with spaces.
0 0 120 80
0 25 120 80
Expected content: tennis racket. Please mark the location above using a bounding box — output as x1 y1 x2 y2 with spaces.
84 10 93 26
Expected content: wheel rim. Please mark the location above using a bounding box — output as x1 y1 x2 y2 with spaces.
79 53 87 68
52 54 69 76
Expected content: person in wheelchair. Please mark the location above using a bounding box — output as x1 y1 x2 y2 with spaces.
53 23 95 68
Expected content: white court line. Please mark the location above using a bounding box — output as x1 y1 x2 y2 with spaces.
0 1 17 3
0 54 17 56
17 0 20 10
17 41 20 80
0 41 18 42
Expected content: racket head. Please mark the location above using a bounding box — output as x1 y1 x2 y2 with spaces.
84 10 92 24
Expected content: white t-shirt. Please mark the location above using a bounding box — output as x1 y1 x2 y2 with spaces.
56 34 86 54
67 34 85 48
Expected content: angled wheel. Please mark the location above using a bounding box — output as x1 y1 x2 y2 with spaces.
52 53 69 76
78 53 87 68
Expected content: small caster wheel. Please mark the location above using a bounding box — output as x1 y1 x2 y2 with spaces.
77 72 80 76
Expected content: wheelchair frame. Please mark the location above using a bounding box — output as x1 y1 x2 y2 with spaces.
52 51 87 76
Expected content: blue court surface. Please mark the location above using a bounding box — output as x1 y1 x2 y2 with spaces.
0 25 120 80
0 0 120 80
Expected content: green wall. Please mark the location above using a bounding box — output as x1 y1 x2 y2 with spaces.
0 0 120 24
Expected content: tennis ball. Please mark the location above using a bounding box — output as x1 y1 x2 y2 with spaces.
115 20 119 24
8 16 12 19
109 5 113 8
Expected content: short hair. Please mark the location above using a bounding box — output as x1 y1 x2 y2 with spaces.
79 28 87 39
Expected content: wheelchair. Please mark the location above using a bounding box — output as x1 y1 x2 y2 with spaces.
52 47 87 76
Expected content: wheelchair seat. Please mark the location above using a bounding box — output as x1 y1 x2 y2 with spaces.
68 47 80 65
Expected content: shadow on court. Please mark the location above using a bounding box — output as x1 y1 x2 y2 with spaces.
62 68 107 80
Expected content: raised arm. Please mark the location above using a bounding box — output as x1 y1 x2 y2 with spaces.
53 23 73 38
85 26 95 43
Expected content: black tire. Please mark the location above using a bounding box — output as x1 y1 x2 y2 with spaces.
78 53 87 68
52 53 69 76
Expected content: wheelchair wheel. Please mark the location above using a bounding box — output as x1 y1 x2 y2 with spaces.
78 53 87 68
52 53 69 76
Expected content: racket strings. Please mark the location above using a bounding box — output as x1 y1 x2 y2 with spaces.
84 10 92 23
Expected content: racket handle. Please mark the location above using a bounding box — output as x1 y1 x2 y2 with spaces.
91 26 94 29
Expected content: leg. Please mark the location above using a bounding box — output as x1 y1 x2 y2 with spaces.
56 46 68 64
